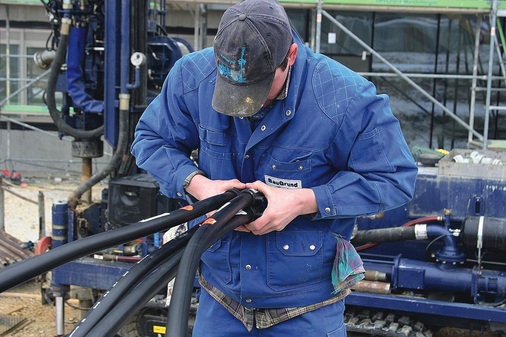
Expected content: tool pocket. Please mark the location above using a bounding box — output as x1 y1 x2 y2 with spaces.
266 230 324 291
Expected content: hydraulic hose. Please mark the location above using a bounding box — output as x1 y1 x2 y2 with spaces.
166 189 265 337
354 222 465 263
46 17 103 140
68 226 197 337
85 249 184 337
354 216 443 251
352 226 417 245
0 189 240 293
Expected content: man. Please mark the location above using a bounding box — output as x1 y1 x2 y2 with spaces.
131 0 418 335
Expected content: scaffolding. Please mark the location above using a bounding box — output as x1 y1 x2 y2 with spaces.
311 0 506 150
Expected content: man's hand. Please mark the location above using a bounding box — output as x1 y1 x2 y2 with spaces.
185 174 246 201
240 181 318 235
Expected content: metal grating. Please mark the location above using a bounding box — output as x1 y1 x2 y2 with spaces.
0 314 27 336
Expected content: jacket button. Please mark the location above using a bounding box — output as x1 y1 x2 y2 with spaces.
261 125 266 131
246 299 252 303
285 110 292 116
309 244 316 250
325 207 331 213
245 264 252 270
283 244 289 250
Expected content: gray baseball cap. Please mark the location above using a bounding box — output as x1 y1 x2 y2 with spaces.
212 0 293 117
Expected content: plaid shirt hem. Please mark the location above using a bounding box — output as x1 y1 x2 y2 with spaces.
199 275 351 332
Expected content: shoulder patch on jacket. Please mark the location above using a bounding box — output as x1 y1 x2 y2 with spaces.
179 48 216 94
312 58 365 121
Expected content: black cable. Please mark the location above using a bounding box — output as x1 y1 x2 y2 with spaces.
166 189 264 337
0 189 240 293
424 234 447 261
68 226 197 337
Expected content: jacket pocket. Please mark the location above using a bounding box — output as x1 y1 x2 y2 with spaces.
198 126 239 179
266 231 324 291
201 235 232 284
258 153 312 189
350 127 393 172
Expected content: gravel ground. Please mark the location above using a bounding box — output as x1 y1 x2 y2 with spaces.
0 281 82 337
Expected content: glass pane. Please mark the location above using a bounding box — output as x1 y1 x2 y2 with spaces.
0 44 20 105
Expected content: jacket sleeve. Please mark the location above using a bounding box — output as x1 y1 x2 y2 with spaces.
311 66 418 219
130 59 200 199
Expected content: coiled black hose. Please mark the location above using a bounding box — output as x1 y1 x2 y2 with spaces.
68 226 197 337
166 189 264 337
0 189 239 293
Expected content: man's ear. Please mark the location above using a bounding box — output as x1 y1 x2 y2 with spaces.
288 43 298 67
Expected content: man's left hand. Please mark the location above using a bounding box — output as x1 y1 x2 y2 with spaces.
237 181 318 235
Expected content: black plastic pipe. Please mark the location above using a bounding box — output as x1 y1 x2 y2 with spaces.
68 226 197 337
166 189 264 337
85 250 184 337
0 189 240 293
90 215 252 337
167 215 252 337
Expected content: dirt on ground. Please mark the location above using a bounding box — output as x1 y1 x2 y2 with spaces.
0 280 82 337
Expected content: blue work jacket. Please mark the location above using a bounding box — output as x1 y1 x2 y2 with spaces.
131 37 418 309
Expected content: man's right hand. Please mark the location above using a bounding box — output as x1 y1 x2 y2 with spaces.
185 174 246 201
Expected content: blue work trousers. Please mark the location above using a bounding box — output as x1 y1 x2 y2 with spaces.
192 290 347 337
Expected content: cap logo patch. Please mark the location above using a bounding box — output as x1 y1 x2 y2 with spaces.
218 47 247 84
